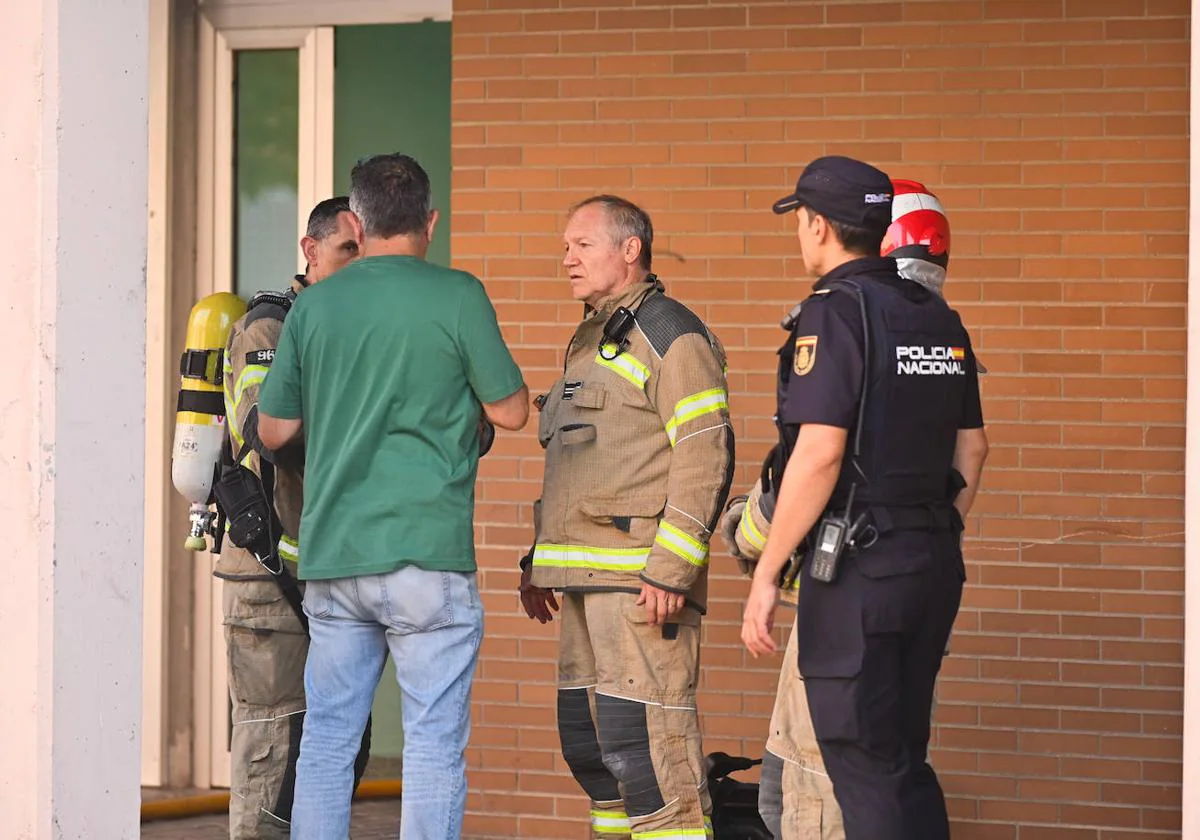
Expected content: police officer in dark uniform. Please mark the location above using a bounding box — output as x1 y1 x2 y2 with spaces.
741 156 989 840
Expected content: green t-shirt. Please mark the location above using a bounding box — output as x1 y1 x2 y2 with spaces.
259 255 524 580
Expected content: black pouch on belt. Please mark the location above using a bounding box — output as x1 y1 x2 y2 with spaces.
212 462 275 560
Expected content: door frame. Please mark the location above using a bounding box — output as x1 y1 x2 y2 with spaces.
143 0 453 791
193 16 334 789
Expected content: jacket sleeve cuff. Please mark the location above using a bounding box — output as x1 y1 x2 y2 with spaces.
638 568 692 595
520 498 541 571
640 536 705 593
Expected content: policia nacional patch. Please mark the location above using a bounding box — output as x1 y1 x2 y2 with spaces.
793 336 818 376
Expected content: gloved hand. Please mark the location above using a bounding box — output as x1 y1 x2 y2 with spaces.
718 494 756 576
719 494 748 553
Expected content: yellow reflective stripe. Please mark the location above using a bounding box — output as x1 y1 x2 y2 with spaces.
738 503 766 551
228 365 270 444
632 830 710 840
664 388 728 445
223 377 244 449
591 809 631 833
595 345 650 390
234 364 270 405
222 351 245 446
533 544 651 572
654 521 709 568
278 535 298 563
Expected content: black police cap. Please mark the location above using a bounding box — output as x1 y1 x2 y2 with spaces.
772 155 894 230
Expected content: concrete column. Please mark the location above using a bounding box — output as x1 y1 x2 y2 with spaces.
1185 2 1200 837
0 0 148 836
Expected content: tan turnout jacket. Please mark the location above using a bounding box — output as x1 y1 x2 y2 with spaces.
529 278 735 613
216 278 305 580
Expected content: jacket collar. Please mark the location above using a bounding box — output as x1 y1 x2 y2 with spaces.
585 274 663 322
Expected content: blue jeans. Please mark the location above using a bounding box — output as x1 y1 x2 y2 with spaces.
289 565 483 840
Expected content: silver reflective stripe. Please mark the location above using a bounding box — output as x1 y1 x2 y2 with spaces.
665 388 728 445
591 809 632 834
595 346 650 390
737 503 766 551
653 521 708 568
533 544 651 572
277 535 299 563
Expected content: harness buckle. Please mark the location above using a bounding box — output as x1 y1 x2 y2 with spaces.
179 348 222 386
254 551 284 577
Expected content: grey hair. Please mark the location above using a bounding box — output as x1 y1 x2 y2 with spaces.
570 195 653 271
349 154 432 239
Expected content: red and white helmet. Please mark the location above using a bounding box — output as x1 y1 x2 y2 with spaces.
881 178 950 296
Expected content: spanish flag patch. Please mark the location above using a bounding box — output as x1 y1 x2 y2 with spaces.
793 336 818 376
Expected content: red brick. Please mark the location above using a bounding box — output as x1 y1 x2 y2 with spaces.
451 3 1188 835
523 10 596 32
746 4 823 26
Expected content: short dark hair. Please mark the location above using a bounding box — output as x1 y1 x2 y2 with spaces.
305 196 350 240
570 195 653 271
805 206 884 257
349 154 432 239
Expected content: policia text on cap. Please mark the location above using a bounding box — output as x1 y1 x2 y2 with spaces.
741 156 989 840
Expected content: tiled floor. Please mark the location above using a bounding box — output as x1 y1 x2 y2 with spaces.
140 799 401 839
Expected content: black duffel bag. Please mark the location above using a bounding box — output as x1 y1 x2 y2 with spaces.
707 752 773 839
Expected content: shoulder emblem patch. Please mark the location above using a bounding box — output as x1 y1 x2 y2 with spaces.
793 336 818 376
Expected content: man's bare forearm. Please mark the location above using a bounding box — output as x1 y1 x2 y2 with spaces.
258 413 303 451
951 427 989 519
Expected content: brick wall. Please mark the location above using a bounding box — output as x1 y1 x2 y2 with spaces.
449 1 1189 837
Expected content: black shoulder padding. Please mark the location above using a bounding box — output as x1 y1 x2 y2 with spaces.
635 293 708 358
244 301 289 328
243 289 294 327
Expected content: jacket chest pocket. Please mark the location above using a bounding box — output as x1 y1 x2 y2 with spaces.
557 382 607 447
536 381 564 448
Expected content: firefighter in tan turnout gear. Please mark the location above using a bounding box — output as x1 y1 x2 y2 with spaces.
519 195 736 840
218 196 366 839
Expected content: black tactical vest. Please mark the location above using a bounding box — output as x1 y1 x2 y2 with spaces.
772 262 973 512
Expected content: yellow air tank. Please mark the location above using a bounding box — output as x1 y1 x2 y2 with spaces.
171 292 246 550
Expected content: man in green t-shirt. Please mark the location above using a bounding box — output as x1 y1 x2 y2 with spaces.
258 153 528 840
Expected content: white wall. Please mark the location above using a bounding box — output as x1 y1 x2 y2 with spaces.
0 0 50 827
0 0 149 836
